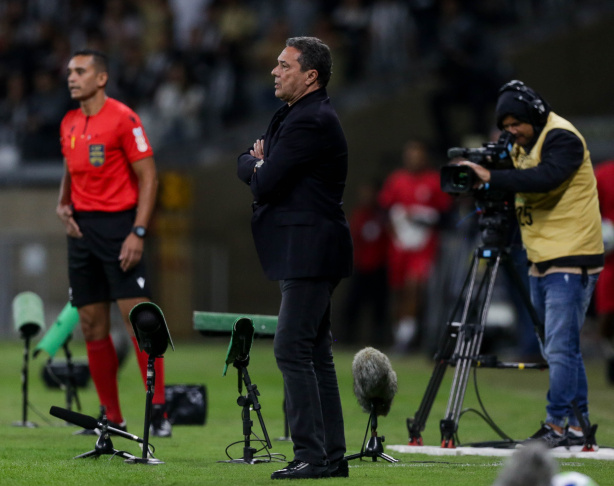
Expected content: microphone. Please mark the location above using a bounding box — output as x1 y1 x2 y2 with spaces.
352 347 397 417
492 441 557 486
129 302 174 357
223 317 255 375
34 302 79 358
13 291 45 339
49 406 143 444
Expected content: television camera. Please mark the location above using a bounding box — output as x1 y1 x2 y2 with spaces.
440 131 516 247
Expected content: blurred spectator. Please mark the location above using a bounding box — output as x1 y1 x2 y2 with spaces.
101 0 143 59
22 69 69 161
115 41 158 110
0 71 28 169
168 0 212 50
331 0 370 81
150 59 207 147
0 72 28 143
378 139 452 352
215 0 258 123
367 0 414 76
594 160 614 383
311 15 345 91
340 180 390 347
283 0 319 36
134 0 174 56
409 0 439 59
429 0 505 152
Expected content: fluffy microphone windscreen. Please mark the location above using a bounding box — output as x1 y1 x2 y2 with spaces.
493 441 558 486
352 347 398 417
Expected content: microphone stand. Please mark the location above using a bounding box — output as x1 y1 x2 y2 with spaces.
220 355 272 464
62 337 82 412
125 355 163 465
74 415 136 461
13 334 36 428
346 403 398 463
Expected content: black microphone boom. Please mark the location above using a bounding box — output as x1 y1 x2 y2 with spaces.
49 406 143 444
50 405 97 429
352 347 398 417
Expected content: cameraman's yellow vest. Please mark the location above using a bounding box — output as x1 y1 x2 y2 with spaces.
512 112 603 264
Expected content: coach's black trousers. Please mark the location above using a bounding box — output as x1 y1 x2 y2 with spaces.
274 277 346 466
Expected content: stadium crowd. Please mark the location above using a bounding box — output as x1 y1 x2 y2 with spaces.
0 0 588 167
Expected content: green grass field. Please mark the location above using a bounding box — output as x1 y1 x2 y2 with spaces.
0 337 612 485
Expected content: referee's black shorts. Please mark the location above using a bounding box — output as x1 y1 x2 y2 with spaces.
67 209 152 308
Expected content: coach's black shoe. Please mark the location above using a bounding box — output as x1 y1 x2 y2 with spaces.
271 461 330 480
327 458 349 477
150 404 172 438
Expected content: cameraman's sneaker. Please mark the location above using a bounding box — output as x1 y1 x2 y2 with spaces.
558 427 592 452
150 404 172 438
518 423 565 448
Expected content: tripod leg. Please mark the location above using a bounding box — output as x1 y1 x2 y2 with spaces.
408 250 482 444
440 250 502 446
74 450 99 459
377 452 399 463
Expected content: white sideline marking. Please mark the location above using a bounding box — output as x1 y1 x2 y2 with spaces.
387 444 614 461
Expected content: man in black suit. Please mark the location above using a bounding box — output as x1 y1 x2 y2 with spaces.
237 37 353 480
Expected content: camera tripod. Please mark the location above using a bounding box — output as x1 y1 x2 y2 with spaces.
407 243 547 448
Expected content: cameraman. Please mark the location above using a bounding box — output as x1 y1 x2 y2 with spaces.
459 80 604 449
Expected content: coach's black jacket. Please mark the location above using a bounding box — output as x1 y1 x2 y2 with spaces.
237 88 353 281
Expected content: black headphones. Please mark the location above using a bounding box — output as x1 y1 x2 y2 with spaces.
498 80 548 126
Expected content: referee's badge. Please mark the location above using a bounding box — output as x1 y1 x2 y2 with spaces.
132 127 149 152
89 144 105 167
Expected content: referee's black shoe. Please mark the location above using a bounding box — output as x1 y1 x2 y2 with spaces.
271 461 330 479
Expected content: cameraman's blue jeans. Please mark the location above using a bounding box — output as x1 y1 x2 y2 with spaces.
530 272 599 428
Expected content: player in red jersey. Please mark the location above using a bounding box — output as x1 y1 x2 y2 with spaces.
379 139 452 352
56 49 170 437
594 160 614 383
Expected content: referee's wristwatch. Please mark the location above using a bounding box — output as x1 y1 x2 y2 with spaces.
132 226 147 238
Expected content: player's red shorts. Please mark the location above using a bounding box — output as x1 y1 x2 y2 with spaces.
386 241 438 289
595 254 614 314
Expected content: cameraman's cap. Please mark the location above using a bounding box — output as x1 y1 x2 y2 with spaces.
495 89 533 129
